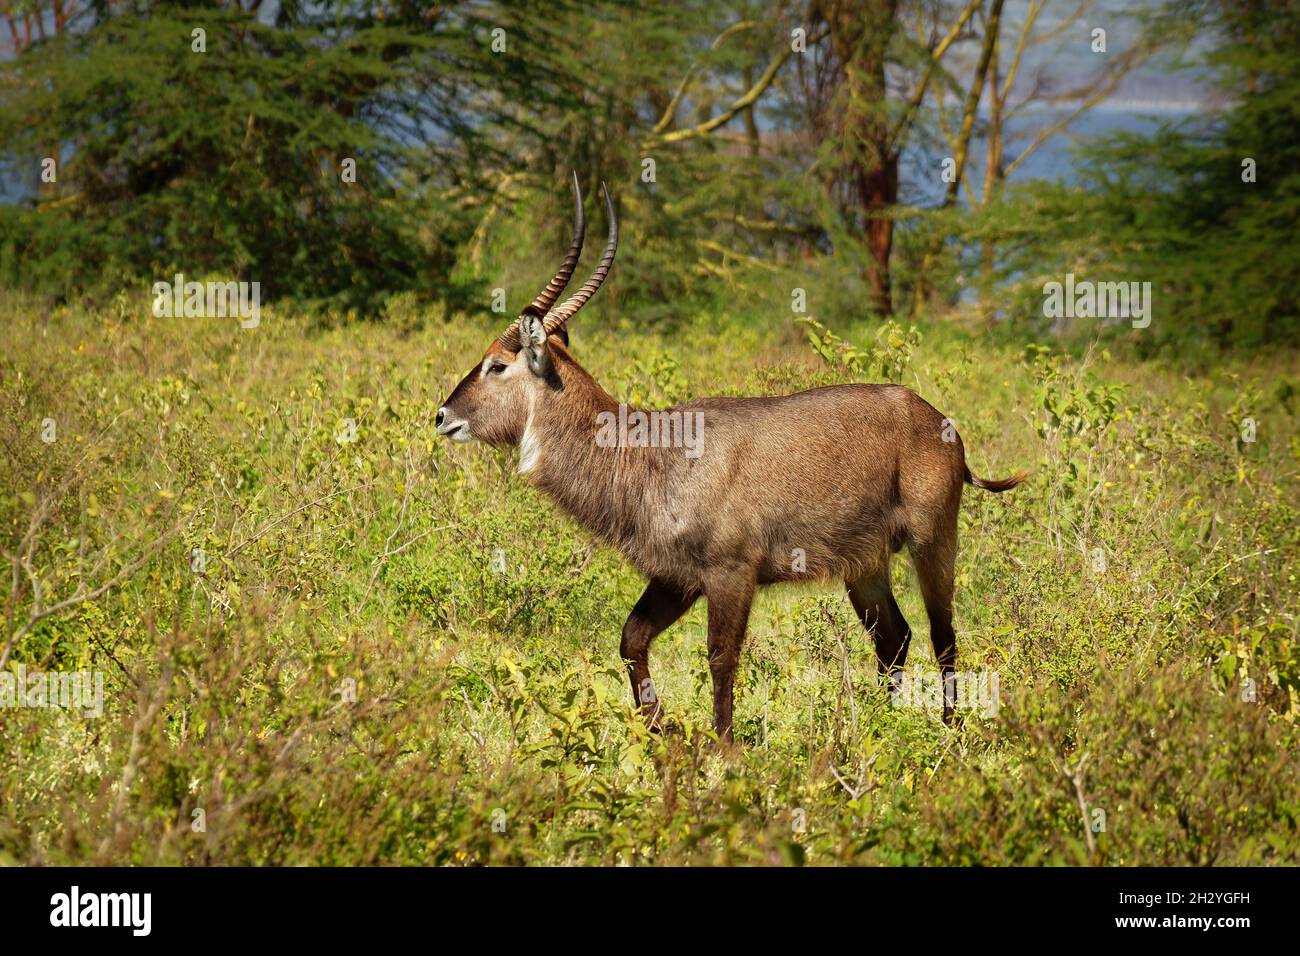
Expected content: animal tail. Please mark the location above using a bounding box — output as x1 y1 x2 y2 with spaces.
964 466 1028 493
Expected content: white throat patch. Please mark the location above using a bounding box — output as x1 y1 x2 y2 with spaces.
518 401 541 475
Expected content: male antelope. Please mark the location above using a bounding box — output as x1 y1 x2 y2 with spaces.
437 177 1025 739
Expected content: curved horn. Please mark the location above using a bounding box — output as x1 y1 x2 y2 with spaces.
498 171 586 351
542 182 617 336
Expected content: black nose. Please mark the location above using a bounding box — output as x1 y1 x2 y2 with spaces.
436 408 445 427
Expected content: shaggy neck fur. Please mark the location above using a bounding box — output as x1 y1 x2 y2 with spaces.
520 346 681 565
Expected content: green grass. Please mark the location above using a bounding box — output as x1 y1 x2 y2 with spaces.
1 288 1297 865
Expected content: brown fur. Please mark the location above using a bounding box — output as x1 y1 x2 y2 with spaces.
439 334 1025 738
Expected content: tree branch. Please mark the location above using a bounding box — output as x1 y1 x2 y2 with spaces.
644 26 829 149
648 20 759 138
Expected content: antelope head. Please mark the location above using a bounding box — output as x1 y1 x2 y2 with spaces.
435 174 618 449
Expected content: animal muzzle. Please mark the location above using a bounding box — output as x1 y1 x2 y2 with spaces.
435 406 472 442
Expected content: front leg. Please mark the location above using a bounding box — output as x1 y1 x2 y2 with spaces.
703 570 756 742
620 579 697 731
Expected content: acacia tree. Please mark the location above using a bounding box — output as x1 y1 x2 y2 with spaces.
909 0 1003 313
939 0 1170 313
0 0 629 310
993 0 1300 346
799 0 899 314
1 0 80 53
790 0 989 316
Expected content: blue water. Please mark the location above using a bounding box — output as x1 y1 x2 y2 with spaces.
901 105 1197 208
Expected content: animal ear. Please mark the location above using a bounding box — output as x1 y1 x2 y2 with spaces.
518 313 550 377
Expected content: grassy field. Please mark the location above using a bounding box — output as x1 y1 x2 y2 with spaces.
1 288 1297 865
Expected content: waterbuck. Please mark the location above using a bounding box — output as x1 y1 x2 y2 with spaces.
436 177 1025 739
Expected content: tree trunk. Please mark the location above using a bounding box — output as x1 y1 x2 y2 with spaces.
824 0 899 316
742 64 760 159
913 0 1002 317
980 22 1004 317
860 159 898 315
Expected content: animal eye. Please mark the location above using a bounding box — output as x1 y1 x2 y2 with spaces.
487 362 507 375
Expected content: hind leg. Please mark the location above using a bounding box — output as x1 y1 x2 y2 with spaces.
846 568 912 690
909 533 959 724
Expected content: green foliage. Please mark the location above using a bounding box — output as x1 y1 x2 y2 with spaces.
963 0 1300 350
609 351 690 407
0 0 637 311
798 315 920 383
1 293 1295 865
2 0 1291 361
